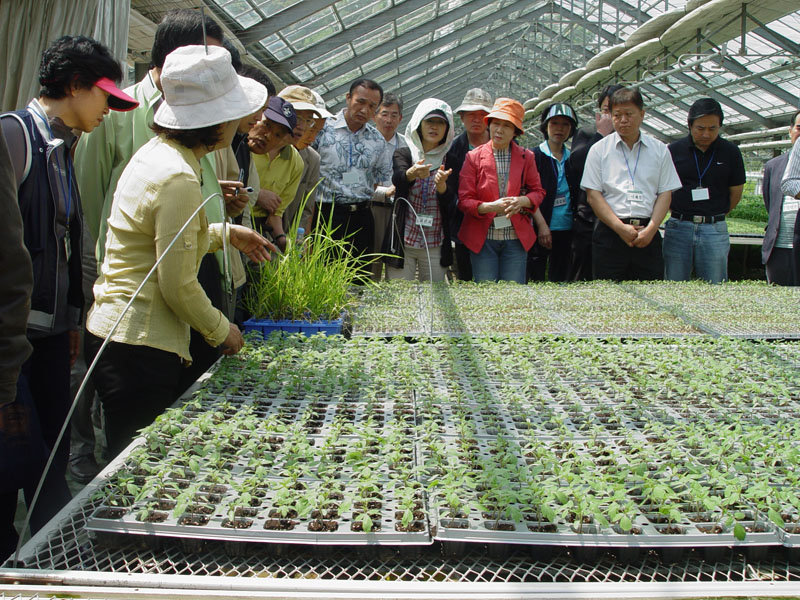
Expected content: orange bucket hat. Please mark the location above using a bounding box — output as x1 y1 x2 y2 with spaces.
483 97 524 134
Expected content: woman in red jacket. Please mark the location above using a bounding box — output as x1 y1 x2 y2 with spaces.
458 98 545 283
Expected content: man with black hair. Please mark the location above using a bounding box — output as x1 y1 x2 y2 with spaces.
664 98 745 283
74 9 234 398
581 87 681 281
371 92 406 280
313 78 392 263
565 84 623 280
762 110 800 285
0 34 136 554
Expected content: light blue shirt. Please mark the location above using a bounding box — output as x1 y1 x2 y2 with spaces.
313 109 393 205
539 141 572 231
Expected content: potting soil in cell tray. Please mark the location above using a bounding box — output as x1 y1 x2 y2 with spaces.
429 504 782 548
87 484 432 546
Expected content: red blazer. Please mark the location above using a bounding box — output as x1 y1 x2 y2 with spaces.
457 141 545 254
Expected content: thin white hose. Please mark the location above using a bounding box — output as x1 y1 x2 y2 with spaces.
14 192 224 565
390 197 435 334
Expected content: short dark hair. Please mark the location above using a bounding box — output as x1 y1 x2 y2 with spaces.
609 87 644 111
348 78 383 104
239 64 276 97
789 110 800 127
151 9 223 69
380 93 402 115
222 39 242 73
39 36 123 99
687 97 724 127
598 84 624 109
150 122 223 149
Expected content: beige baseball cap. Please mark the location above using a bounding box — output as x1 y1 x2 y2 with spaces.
454 88 493 114
278 85 318 113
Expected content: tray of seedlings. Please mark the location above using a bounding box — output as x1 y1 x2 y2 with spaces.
624 281 800 338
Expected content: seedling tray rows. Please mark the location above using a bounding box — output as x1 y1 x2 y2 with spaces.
88 334 799 553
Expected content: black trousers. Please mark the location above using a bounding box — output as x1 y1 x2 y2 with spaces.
568 222 594 281
527 230 573 283
0 333 73 560
316 204 374 275
592 220 663 281
85 333 182 459
454 241 473 281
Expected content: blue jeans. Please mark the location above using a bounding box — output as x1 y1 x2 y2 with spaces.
662 218 729 283
470 238 527 283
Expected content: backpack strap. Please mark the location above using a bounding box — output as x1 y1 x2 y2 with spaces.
0 112 33 186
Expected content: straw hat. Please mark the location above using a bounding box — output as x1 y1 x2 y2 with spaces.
154 45 268 129
484 98 525 134
278 85 318 113
454 88 493 114
310 89 334 119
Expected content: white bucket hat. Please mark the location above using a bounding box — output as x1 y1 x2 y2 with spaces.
154 45 268 130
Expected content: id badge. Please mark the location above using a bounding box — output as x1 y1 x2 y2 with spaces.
64 231 72 261
626 189 644 205
416 214 434 228
553 194 567 207
342 170 361 185
493 215 512 229
783 198 799 212
691 187 710 201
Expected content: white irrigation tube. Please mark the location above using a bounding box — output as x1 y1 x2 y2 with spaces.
389 197 435 335
14 193 225 566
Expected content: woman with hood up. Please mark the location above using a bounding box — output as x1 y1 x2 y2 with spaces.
383 98 455 281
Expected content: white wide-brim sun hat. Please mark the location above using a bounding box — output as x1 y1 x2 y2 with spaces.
154 45 268 130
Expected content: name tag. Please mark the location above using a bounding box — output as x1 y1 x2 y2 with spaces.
416 214 434 227
626 189 645 204
64 231 71 261
691 187 710 201
553 194 567 207
783 198 799 212
493 215 512 229
342 170 361 185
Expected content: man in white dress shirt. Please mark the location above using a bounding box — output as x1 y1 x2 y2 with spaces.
581 88 681 280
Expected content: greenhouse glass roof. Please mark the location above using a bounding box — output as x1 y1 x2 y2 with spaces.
155 0 799 142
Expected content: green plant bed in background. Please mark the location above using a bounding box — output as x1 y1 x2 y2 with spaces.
726 217 767 236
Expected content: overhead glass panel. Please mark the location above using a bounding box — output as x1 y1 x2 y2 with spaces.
291 65 314 81
327 67 362 91
259 33 293 60
352 22 395 54
254 0 303 18
397 32 433 56
283 6 342 52
336 0 391 28
434 15 468 40
212 0 261 28
308 45 355 74
396 3 437 36
361 52 396 73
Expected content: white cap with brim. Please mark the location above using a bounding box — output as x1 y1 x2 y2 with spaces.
154 45 268 130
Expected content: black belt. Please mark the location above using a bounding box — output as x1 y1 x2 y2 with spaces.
620 217 650 226
671 212 726 224
318 201 371 213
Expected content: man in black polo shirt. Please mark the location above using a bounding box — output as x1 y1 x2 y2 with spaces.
664 98 745 283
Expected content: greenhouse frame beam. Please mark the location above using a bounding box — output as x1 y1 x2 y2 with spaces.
369 40 519 100
717 56 799 107
395 60 510 108
272 0 438 77
751 24 800 56
237 1 336 44
318 0 541 99
672 72 772 128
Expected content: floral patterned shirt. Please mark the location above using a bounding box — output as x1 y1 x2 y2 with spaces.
313 109 393 205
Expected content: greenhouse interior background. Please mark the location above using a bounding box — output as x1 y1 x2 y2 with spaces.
1 0 800 598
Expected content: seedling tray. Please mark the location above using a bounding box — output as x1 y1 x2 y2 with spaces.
243 316 344 337
430 502 780 548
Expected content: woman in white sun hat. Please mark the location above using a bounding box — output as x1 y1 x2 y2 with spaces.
86 45 275 457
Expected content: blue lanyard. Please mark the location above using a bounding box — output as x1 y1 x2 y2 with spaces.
30 106 73 223
693 146 716 187
620 140 642 188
